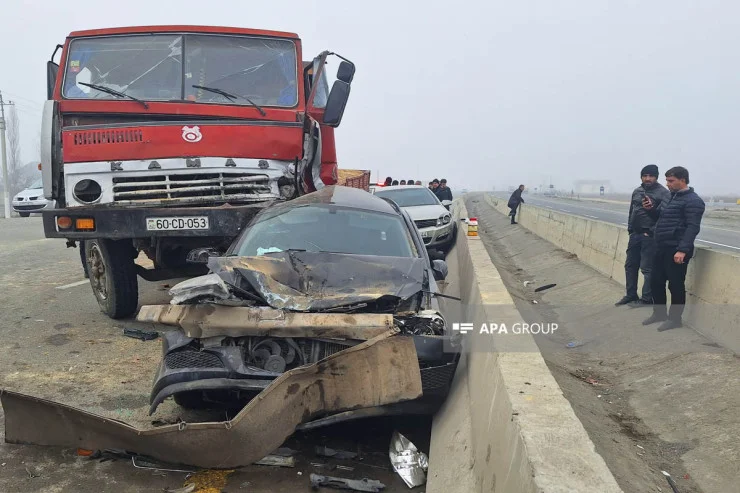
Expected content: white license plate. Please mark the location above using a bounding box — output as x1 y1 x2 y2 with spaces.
421 230 433 238
146 216 209 231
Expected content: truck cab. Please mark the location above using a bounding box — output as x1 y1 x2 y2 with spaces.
41 25 355 318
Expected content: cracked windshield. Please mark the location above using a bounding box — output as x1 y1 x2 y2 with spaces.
62 34 297 106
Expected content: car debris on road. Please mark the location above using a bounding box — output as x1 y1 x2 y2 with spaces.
309 473 386 492
388 431 428 488
122 327 159 341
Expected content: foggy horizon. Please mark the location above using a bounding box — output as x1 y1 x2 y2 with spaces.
1 0 739 196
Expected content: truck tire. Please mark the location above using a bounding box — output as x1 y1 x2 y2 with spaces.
84 239 138 319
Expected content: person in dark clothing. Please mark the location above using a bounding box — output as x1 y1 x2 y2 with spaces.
431 179 440 193
435 179 453 201
407 179 415 185
641 166 705 331
392 180 399 186
399 180 407 185
507 185 525 224
384 176 393 186
615 165 671 307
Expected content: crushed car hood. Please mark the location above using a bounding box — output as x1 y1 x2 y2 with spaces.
207 251 426 311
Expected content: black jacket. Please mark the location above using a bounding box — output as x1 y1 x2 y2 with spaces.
650 187 705 255
508 189 524 208
628 183 671 234
435 186 453 201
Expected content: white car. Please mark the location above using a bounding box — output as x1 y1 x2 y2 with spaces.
12 178 55 217
372 185 456 252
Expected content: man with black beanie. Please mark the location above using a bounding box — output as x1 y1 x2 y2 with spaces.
615 164 671 307
641 166 705 331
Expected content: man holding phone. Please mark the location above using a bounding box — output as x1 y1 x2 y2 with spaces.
615 165 671 307
641 166 705 331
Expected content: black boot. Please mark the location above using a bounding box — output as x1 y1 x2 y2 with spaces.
615 295 637 306
642 307 668 325
657 319 683 331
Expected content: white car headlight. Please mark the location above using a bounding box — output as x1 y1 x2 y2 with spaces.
437 214 451 226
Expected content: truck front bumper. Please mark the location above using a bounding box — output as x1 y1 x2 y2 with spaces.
41 202 276 240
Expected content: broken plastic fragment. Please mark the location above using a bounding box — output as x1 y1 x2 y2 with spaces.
169 273 231 305
256 247 283 256
389 431 428 488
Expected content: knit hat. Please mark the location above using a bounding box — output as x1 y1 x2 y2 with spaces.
641 164 659 177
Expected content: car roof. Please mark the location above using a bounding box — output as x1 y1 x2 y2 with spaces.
374 185 430 191
265 185 401 216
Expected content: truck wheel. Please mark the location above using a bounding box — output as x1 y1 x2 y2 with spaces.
85 239 138 319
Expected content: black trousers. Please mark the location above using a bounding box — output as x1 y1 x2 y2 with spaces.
509 206 518 222
624 233 656 301
650 247 690 320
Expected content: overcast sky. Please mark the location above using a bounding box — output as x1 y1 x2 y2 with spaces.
1 0 739 194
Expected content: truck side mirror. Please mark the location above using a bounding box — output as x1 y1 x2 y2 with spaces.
323 81 351 127
47 61 59 100
336 61 355 84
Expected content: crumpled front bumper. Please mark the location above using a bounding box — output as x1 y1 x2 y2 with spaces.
150 329 459 415
1 329 427 469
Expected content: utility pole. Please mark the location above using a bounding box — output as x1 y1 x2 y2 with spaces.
0 91 14 219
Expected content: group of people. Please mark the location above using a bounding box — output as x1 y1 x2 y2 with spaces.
381 177 453 201
507 165 704 331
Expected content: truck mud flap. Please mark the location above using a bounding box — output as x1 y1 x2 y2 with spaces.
0 329 421 469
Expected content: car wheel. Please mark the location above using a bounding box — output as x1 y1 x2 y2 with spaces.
85 239 138 319
19 212 30 218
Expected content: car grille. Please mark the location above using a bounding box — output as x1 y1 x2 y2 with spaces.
13 205 45 211
165 349 224 369
112 172 274 205
420 363 457 390
414 219 437 229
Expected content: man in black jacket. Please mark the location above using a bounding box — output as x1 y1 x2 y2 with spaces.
507 185 525 224
435 179 453 201
641 166 705 331
615 165 671 307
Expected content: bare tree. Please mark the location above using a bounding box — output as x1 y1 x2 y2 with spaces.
6 106 31 197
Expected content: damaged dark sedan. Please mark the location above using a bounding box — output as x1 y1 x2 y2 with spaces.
140 185 460 425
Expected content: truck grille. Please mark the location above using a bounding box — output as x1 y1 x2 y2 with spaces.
415 219 437 229
112 172 273 204
72 129 144 145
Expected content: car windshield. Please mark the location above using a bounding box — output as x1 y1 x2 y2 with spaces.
62 34 298 107
232 205 417 258
374 188 440 207
28 178 43 189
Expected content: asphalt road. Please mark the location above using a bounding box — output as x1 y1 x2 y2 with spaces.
493 193 740 254
0 217 429 492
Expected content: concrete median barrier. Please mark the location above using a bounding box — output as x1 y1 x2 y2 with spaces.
486 194 740 353
426 200 623 492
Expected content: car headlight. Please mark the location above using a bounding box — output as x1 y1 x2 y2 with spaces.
437 214 451 226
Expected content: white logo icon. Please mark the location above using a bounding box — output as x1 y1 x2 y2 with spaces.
452 323 474 334
181 126 202 143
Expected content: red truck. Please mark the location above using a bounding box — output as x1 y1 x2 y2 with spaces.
40 25 355 318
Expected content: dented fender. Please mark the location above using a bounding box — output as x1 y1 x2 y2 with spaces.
0 329 421 469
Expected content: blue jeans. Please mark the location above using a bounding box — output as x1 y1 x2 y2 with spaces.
625 232 656 301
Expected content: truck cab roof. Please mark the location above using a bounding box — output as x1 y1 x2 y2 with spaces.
68 25 299 40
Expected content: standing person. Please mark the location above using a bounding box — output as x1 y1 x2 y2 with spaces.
399 180 407 185
384 176 393 186
641 166 705 331
415 180 422 185
407 178 415 185
428 181 434 190
392 180 399 186
431 179 440 193
435 179 453 201
507 185 525 224
615 165 671 307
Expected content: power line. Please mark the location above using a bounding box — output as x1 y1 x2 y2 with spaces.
2 91 44 109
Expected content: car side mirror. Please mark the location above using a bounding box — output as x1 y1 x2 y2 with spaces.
441 199 452 211
336 61 355 83
47 61 59 100
186 247 222 264
432 259 448 281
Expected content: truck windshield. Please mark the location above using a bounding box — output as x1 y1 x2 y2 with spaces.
62 34 298 108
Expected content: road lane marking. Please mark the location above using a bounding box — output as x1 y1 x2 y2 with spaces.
56 280 89 290
697 239 740 251
702 225 740 233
